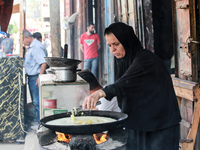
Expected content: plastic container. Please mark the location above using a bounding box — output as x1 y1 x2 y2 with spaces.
42 98 57 109
42 91 53 98
6 54 12 57
43 108 68 117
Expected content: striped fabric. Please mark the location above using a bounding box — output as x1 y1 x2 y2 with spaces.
0 57 25 141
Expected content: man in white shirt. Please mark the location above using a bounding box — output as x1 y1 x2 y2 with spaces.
78 70 121 112
23 30 47 124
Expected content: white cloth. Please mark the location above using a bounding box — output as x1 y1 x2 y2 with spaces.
96 97 121 112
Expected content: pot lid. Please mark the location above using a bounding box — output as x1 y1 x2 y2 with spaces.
45 57 82 68
50 66 77 70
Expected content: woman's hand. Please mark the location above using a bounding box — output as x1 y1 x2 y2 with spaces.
82 89 106 110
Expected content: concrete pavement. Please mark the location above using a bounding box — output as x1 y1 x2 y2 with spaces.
0 121 40 150
0 143 24 150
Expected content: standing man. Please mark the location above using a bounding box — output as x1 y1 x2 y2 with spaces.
33 32 42 42
0 32 6 48
80 23 101 79
23 30 47 124
33 32 48 57
1 33 14 54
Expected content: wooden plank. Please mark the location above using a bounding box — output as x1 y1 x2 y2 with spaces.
172 75 198 90
172 75 200 150
50 0 61 57
181 99 193 123
127 0 134 13
177 96 182 109
180 119 192 128
127 0 137 32
172 76 199 101
181 98 200 150
180 98 193 139
117 0 122 21
20 3 25 58
180 138 193 143
189 0 198 81
121 0 126 15
176 78 200 149
175 0 192 78
12 4 20 14
174 86 194 101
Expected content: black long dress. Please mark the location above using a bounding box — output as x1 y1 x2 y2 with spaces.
102 22 181 150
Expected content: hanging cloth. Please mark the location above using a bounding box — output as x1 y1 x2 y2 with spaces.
0 0 14 32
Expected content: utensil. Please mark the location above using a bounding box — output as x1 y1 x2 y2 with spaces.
72 101 101 115
63 44 68 58
40 110 128 135
48 66 81 82
45 57 82 82
44 57 81 68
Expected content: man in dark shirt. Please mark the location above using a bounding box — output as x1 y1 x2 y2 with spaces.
1 33 14 54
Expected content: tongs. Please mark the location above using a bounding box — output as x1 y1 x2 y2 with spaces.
71 101 101 115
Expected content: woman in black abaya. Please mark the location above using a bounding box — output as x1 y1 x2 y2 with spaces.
82 22 181 150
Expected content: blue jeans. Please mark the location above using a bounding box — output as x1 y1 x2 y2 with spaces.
28 75 40 124
84 57 99 78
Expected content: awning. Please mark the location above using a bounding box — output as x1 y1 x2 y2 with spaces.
0 0 14 32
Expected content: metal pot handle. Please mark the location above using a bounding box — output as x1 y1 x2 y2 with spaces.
38 123 43 130
76 69 82 72
46 68 55 74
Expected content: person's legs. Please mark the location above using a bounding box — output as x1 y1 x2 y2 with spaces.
28 75 40 124
84 58 92 70
91 57 99 78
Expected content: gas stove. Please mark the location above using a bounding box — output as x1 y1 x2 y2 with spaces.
37 128 128 150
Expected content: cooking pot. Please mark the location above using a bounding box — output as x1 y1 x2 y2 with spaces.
47 67 81 82
40 110 128 135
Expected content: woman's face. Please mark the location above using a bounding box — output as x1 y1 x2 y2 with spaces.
105 33 125 59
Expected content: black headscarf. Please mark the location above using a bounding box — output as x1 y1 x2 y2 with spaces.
104 22 143 79
102 22 181 132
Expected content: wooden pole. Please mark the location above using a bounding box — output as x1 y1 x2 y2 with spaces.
19 3 25 58
40 1 44 44
49 0 61 57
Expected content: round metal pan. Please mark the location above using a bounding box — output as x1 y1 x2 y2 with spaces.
40 110 128 135
44 57 82 68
